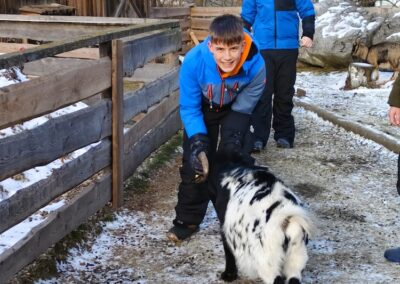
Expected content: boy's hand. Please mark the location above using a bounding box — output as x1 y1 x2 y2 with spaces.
189 134 210 183
389 106 400 126
300 36 313 48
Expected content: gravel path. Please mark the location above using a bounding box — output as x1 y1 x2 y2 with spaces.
32 105 400 284
20 70 400 284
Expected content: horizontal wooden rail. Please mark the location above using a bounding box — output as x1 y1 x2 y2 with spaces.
0 22 126 42
0 140 111 235
123 106 181 180
122 29 181 76
189 29 209 41
0 57 112 130
0 105 181 283
0 21 179 69
124 91 179 160
0 100 112 182
0 15 168 24
124 66 179 122
190 6 241 17
149 7 190 18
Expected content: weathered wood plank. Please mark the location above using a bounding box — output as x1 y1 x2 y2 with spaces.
190 6 241 17
181 30 190 42
0 140 111 235
0 57 111 130
123 66 179 122
122 28 181 76
0 21 180 69
0 22 125 41
55 47 99 59
0 172 112 284
23 57 96 77
124 91 179 157
190 29 209 41
0 100 112 181
0 14 169 25
123 108 181 180
0 42 36 53
179 18 190 30
149 7 190 18
191 17 213 30
111 39 124 208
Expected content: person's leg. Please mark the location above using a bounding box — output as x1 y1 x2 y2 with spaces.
168 131 210 241
249 50 275 151
169 109 222 241
272 49 298 147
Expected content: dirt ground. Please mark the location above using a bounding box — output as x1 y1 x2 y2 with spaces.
30 103 400 284
6 70 398 284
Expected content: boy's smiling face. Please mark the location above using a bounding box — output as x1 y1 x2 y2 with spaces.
208 40 245 73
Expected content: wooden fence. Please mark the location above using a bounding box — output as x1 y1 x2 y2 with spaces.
0 15 181 282
149 5 241 52
0 0 146 17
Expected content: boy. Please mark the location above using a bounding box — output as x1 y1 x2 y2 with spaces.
167 14 266 241
384 75 400 262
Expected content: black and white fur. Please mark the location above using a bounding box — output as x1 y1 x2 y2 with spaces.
210 150 314 284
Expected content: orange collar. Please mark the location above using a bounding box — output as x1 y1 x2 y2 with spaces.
220 33 252 79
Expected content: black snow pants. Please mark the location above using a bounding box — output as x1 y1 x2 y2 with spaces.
250 49 298 146
173 106 229 227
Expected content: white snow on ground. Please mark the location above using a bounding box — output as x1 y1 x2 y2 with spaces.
28 69 400 283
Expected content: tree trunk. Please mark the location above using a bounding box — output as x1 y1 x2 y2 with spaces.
343 62 379 90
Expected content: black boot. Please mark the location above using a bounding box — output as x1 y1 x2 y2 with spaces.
384 247 400 263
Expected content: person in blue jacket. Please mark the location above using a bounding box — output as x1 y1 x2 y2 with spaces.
241 0 315 151
167 14 266 241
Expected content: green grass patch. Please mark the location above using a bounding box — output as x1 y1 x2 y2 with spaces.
124 132 182 194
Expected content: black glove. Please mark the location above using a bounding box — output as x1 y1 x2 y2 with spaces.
220 111 251 152
189 134 210 183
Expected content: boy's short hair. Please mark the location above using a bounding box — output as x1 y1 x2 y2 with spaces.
209 14 244 46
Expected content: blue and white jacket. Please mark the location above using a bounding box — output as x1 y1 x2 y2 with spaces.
179 32 266 138
241 0 315 50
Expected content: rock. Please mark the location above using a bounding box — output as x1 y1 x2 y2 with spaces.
296 88 307 97
343 62 379 90
299 1 400 69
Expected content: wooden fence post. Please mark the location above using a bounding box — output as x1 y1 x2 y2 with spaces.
111 39 124 208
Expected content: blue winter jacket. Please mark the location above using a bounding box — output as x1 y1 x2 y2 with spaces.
241 0 315 50
179 32 266 138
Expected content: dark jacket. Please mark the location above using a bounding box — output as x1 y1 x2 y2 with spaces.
241 0 315 50
388 76 400 107
179 32 266 138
